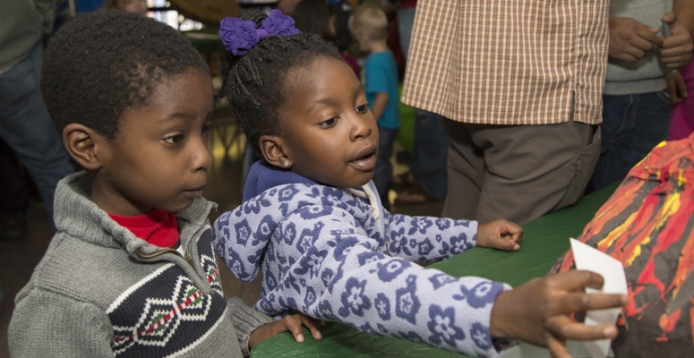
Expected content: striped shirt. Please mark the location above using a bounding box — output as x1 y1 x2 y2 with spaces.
401 0 609 125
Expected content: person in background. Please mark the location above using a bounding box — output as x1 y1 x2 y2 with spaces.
348 4 400 209
389 0 448 206
0 0 75 232
588 0 694 192
402 1 606 225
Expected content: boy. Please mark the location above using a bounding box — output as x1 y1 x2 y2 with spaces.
8 11 320 357
349 5 401 208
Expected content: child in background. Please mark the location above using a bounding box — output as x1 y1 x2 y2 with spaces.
213 9 626 357
9 12 321 357
105 0 148 15
291 0 361 80
348 4 400 208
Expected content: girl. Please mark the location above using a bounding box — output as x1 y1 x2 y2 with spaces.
214 9 626 358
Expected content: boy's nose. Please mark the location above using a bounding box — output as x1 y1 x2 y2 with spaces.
192 137 211 171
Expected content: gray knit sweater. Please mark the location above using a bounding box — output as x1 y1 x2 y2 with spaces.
9 171 273 357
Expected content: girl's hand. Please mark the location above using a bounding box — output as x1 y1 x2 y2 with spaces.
489 270 628 358
248 313 324 349
476 219 523 251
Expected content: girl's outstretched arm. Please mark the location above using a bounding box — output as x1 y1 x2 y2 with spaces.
254 205 511 357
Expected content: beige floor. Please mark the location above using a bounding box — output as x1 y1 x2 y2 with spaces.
0 104 443 358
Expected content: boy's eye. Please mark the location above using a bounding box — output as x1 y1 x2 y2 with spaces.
163 133 185 144
356 104 369 113
318 117 338 129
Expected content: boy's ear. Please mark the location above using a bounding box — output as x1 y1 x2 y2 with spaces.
258 134 292 169
62 123 108 170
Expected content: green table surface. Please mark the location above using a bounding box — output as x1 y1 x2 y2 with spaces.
251 182 620 357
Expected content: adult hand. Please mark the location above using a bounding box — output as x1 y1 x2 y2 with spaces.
476 219 523 251
660 12 694 69
608 17 662 62
489 271 628 358
666 71 688 105
248 313 324 349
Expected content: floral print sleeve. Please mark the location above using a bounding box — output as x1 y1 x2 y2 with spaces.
381 211 479 265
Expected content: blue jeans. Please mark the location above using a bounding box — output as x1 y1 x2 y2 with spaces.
373 126 399 204
410 109 448 199
588 92 670 192
0 43 74 229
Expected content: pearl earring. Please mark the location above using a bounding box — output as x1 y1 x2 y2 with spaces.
284 160 290 167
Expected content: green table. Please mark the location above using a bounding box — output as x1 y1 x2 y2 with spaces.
251 183 620 357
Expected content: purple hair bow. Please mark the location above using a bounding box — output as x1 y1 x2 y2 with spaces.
219 9 300 55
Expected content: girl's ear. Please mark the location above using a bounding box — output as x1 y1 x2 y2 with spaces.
258 134 292 169
62 123 108 170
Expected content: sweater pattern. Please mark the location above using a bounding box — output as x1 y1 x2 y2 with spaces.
9 172 274 358
109 232 226 357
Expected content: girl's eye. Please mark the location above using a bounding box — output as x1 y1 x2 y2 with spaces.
318 117 338 129
356 104 369 113
163 133 185 144
202 121 213 135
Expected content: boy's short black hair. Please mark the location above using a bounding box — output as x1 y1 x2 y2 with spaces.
219 10 342 152
42 11 208 139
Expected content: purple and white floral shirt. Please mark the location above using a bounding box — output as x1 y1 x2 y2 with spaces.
213 161 511 357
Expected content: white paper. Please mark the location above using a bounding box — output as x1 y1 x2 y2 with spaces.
569 238 627 358
497 340 614 358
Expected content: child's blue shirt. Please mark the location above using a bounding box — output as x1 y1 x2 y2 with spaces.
363 51 400 129
213 160 511 357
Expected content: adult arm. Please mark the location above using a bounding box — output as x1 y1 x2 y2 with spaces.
661 1 694 69
674 0 694 37
607 17 662 62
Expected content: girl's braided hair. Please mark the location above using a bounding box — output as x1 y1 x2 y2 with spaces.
219 10 342 151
